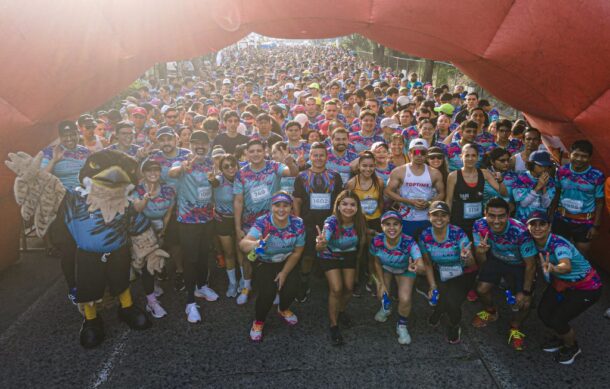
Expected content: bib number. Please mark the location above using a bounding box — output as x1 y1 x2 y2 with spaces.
463 202 482 219
197 186 212 202
439 265 463 282
561 198 583 214
250 185 271 204
361 198 378 215
310 193 331 210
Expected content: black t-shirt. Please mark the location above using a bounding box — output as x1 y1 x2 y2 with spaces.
213 133 249 154
293 169 344 227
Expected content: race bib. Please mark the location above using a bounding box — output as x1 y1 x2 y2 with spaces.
383 264 408 274
339 172 350 185
310 193 331 210
439 265 463 282
250 185 271 204
197 186 212 202
463 202 482 219
561 198 583 214
361 198 378 215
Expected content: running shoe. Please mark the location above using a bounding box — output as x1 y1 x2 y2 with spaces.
277 309 298 325
396 324 412 345
216 253 226 269
374 306 391 323
471 309 498 328
146 299 168 319
447 325 461 344
174 273 185 292
153 282 164 298
185 303 201 323
508 328 526 351
330 326 344 346
194 285 219 301
250 320 264 342
237 288 250 305
428 309 442 327
295 287 311 303
555 344 581 365
68 287 77 305
466 289 478 302
226 282 238 298
542 336 563 352
338 311 353 328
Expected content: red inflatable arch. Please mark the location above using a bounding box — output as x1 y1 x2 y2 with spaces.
1 0 610 269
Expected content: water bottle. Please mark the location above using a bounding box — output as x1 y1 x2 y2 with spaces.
543 269 551 283
382 291 391 311
429 289 439 306
505 290 518 311
255 239 266 255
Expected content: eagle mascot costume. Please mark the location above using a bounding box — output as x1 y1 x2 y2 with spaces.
5 149 168 348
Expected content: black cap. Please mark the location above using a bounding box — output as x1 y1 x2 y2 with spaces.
190 130 210 143
58 120 78 135
77 114 95 126
140 158 161 172
116 120 134 131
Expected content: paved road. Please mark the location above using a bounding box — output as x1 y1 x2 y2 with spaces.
0 252 609 388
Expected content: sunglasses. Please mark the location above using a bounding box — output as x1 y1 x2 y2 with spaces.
85 125 96 130
165 115 178 119
412 149 427 156
427 155 443 160
222 163 236 169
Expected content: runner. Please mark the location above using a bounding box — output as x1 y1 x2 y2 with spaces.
370 211 425 344
510 127 542 173
326 127 359 185
472 197 538 351
349 110 384 153
315 190 367 345
240 192 305 342
527 211 603 364
512 150 556 224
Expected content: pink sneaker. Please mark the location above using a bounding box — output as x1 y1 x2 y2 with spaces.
250 320 264 342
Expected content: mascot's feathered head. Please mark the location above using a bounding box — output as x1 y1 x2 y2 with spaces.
78 150 139 223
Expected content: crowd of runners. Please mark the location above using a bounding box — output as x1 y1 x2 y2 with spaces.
37 45 608 365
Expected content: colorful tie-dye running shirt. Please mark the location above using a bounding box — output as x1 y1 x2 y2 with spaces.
556 164 605 225
419 225 470 267
171 157 215 224
538 233 600 288
473 218 537 265
40 145 90 190
247 213 305 263
319 215 360 260
369 233 422 275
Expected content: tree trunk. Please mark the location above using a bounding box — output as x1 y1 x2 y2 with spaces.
373 43 386 66
423 59 435 83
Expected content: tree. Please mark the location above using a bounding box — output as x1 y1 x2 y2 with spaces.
373 42 386 66
423 59 435 83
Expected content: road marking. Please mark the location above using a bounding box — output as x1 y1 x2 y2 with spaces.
90 330 129 389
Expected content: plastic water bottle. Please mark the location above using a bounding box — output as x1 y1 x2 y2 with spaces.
382 292 391 311
505 290 518 311
254 239 266 255
429 289 439 306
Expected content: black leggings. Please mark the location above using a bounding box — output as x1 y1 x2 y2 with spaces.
253 261 299 322
537 285 602 335
142 269 154 295
179 222 213 304
434 270 477 326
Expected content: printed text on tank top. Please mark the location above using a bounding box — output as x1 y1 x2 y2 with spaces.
399 164 434 221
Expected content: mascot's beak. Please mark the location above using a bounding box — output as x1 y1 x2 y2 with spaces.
90 165 132 188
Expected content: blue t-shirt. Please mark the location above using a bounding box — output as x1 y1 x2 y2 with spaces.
319 215 359 260
473 218 537 265
133 183 176 221
63 190 150 253
234 161 288 229
369 233 422 275
538 233 593 283
419 225 470 267
247 213 305 263
40 145 90 190
556 164 605 224
171 157 215 224
213 175 235 219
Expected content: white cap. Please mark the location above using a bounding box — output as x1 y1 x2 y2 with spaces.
284 82 295 90
380 118 399 129
293 113 309 128
409 138 429 150
222 78 231 85
396 95 410 107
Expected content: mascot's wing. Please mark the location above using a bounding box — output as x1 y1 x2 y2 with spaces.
5 151 66 238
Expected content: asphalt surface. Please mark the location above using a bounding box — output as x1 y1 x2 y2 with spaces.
1 249 609 389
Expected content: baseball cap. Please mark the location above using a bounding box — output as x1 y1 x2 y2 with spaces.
427 146 445 157
222 78 231 85
271 192 293 205
284 82 295 90
381 211 402 224
529 150 553 167
207 107 219 116
193 114 206 124
77 114 95 126
116 120 134 131
526 210 550 224
294 113 309 128
292 104 306 114
409 138 429 150
429 201 450 214
381 97 394 105
434 103 455 116
211 147 226 158
58 120 78 135
190 130 210 143
396 95 410 107
140 158 161 172
380 118 399 129
156 126 175 139
308 82 320 90
132 107 147 117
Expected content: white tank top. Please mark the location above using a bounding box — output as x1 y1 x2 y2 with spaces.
399 164 433 221
514 153 526 172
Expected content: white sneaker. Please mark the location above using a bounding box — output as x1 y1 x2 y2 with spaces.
273 293 280 305
226 283 238 298
239 278 245 290
146 299 167 319
236 288 250 305
185 303 201 323
194 285 219 301
374 306 391 322
604 308 610 319
153 282 164 298
396 324 412 345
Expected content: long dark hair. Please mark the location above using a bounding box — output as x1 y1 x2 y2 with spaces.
357 151 383 211
333 190 367 254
